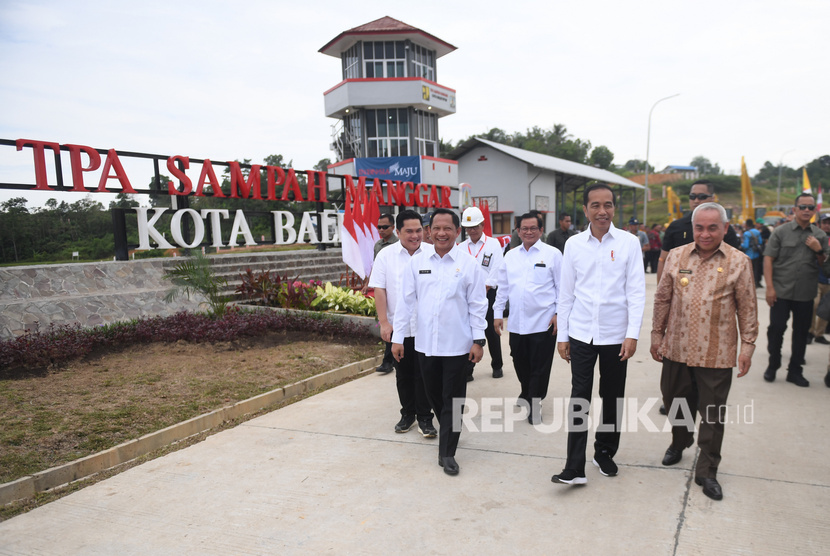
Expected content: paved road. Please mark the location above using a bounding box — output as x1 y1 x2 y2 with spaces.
2 276 829 554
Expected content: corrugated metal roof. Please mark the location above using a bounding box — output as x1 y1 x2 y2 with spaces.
454 138 644 190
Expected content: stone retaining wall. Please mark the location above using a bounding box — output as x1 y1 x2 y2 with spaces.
0 249 353 340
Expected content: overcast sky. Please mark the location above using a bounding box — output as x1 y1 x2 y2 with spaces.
1 0 827 208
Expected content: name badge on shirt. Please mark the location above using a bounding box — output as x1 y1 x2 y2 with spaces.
419 269 431 274
535 262 546 268
482 254 492 268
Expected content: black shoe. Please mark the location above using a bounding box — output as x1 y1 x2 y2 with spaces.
786 373 810 387
806 333 814 345
658 404 667 415
492 368 503 378
592 452 618 477
763 366 777 382
394 415 416 433
662 446 683 466
816 335 830 345
824 370 830 388
695 476 723 500
418 419 437 438
439 456 459 475
551 469 587 485
376 362 393 374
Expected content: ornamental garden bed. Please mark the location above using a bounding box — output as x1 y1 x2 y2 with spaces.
0 309 382 519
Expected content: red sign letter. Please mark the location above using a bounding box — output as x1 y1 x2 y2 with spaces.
16 139 60 191
96 149 136 193
65 144 102 191
280 169 304 201
167 156 192 195
414 183 429 207
265 166 286 200
195 159 224 197
440 186 453 208
229 162 262 199
306 170 328 202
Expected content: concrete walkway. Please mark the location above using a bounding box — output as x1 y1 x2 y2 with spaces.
2 276 830 554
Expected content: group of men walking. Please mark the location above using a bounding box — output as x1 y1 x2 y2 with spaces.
366 177 826 502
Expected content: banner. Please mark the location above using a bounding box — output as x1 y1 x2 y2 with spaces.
355 156 421 185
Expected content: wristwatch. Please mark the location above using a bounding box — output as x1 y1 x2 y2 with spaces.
473 339 486 347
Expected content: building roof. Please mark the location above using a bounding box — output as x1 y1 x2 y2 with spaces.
448 137 644 191
664 165 697 172
319 16 457 58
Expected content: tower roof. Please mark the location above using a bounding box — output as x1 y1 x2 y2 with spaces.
319 16 457 58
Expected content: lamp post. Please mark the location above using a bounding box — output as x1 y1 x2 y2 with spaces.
777 150 795 210
644 93 680 224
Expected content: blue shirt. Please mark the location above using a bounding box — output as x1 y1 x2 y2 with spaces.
741 228 763 260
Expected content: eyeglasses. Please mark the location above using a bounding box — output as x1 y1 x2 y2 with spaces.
797 204 816 211
519 227 540 233
377 225 391 230
688 193 712 201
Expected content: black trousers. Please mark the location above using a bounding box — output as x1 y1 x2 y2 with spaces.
418 352 468 458
767 297 813 374
751 256 763 286
509 327 556 406
660 358 733 480
564 337 627 474
394 337 432 420
466 288 503 376
381 341 395 367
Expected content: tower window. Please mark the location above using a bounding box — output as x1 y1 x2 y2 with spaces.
363 41 406 78
366 108 410 157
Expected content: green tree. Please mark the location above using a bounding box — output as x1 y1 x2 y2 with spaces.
1 197 31 262
690 156 721 175
588 146 615 169
622 159 654 173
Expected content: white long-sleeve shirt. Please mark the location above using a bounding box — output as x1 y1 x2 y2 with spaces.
368 241 429 335
392 243 488 357
557 223 646 345
493 239 562 334
460 234 504 288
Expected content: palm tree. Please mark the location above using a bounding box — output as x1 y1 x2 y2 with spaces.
163 251 230 318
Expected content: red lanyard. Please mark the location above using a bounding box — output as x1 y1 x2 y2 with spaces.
468 238 486 259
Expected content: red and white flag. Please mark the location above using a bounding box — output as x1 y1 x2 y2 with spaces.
351 192 374 278
479 200 493 238
340 191 366 279
817 185 823 215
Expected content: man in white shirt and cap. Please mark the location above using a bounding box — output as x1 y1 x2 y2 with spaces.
552 183 646 486
460 206 505 380
370 210 437 438
392 208 488 476
493 211 563 424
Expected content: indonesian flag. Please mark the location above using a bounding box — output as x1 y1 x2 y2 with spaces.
479 200 493 237
818 185 823 215
340 192 365 279
351 192 374 278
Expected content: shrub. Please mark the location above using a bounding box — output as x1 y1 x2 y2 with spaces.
311 282 376 316
163 251 230 318
0 310 377 371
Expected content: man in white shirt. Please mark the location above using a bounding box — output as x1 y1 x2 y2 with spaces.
493 212 563 424
460 206 505 380
369 210 437 438
552 184 646 486
392 208 488 476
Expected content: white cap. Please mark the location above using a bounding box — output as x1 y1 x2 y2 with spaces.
461 206 484 227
